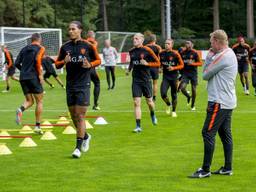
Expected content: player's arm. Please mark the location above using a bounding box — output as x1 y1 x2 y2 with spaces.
143 46 160 67
114 48 118 61
55 46 68 69
189 51 203 66
36 47 45 83
89 45 101 67
14 49 24 70
5 50 13 69
169 52 184 71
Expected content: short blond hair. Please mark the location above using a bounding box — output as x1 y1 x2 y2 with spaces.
210 29 228 45
134 33 144 41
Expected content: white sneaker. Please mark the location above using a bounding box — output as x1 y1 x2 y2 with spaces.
172 111 177 117
72 148 81 158
166 106 171 115
34 126 43 134
133 127 142 133
191 107 196 111
81 133 91 152
245 90 250 95
2 90 9 93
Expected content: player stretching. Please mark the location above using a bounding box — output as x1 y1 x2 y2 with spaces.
55 21 101 158
15 33 45 134
160 39 184 117
145 34 162 102
179 41 202 111
1 45 19 92
42 54 65 89
232 36 251 95
86 31 101 110
127 33 160 133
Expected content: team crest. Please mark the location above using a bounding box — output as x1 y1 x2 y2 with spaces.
80 48 86 55
190 55 194 59
169 56 173 60
140 53 145 59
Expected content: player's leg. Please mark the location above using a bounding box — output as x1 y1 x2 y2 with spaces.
144 82 157 125
132 82 143 132
53 73 65 88
238 68 245 92
33 93 44 134
4 76 10 92
150 68 159 102
105 66 111 90
44 73 54 88
110 66 116 89
191 85 197 110
160 78 171 115
243 71 250 95
91 69 100 110
10 75 19 82
212 110 233 175
170 79 178 117
180 77 191 105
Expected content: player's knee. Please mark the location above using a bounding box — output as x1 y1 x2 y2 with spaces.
133 99 140 107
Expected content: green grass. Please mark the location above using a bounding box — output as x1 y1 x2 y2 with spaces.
0 68 256 192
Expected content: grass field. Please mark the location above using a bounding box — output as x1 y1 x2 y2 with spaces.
0 68 256 192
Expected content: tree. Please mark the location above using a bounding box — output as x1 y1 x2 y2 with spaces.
213 0 220 30
247 0 254 38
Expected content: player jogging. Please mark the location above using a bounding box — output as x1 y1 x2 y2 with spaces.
249 41 256 95
232 36 251 95
42 54 65 89
160 39 184 117
1 45 19 92
145 34 162 102
55 21 101 158
127 33 160 133
179 41 202 111
15 33 45 134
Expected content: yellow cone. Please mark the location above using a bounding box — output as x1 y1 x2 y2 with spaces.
59 117 67 121
42 121 54 129
85 120 93 129
62 126 76 134
0 143 12 155
19 137 37 147
56 120 69 125
19 125 34 134
40 131 57 140
0 131 11 139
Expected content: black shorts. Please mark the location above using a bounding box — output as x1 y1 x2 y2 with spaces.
150 68 159 80
238 64 249 73
7 67 15 76
66 87 90 107
132 81 152 98
20 78 43 95
181 73 198 86
44 71 58 79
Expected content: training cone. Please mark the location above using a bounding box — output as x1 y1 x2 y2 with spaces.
19 125 34 134
0 143 12 155
85 120 93 129
57 116 70 125
62 126 76 134
59 117 67 121
40 131 57 140
94 117 108 125
0 131 11 139
42 121 54 129
19 137 37 147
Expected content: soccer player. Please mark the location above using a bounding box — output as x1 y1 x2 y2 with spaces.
249 41 256 95
1 45 19 92
42 54 65 89
55 21 101 158
86 30 101 110
179 41 202 111
102 39 118 90
127 33 160 133
145 34 162 101
232 36 251 95
15 33 45 134
160 39 184 117
190 30 237 178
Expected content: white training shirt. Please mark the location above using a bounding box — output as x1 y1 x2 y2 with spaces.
102 46 118 66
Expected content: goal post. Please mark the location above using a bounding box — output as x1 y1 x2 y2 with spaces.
0 27 62 80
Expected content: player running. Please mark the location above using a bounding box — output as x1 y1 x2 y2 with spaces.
86 30 101 110
249 41 256 95
15 33 45 134
1 45 19 92
145 34 162 102
55 21 101 158
179 41 202 111
232 36 251 95
160 39 184 117
42 54 65 89
127 33 160 133
102 39 118 90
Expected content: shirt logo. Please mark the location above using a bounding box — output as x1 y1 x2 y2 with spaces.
169 56 173 61
80 48 86 55
140 53 145 59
